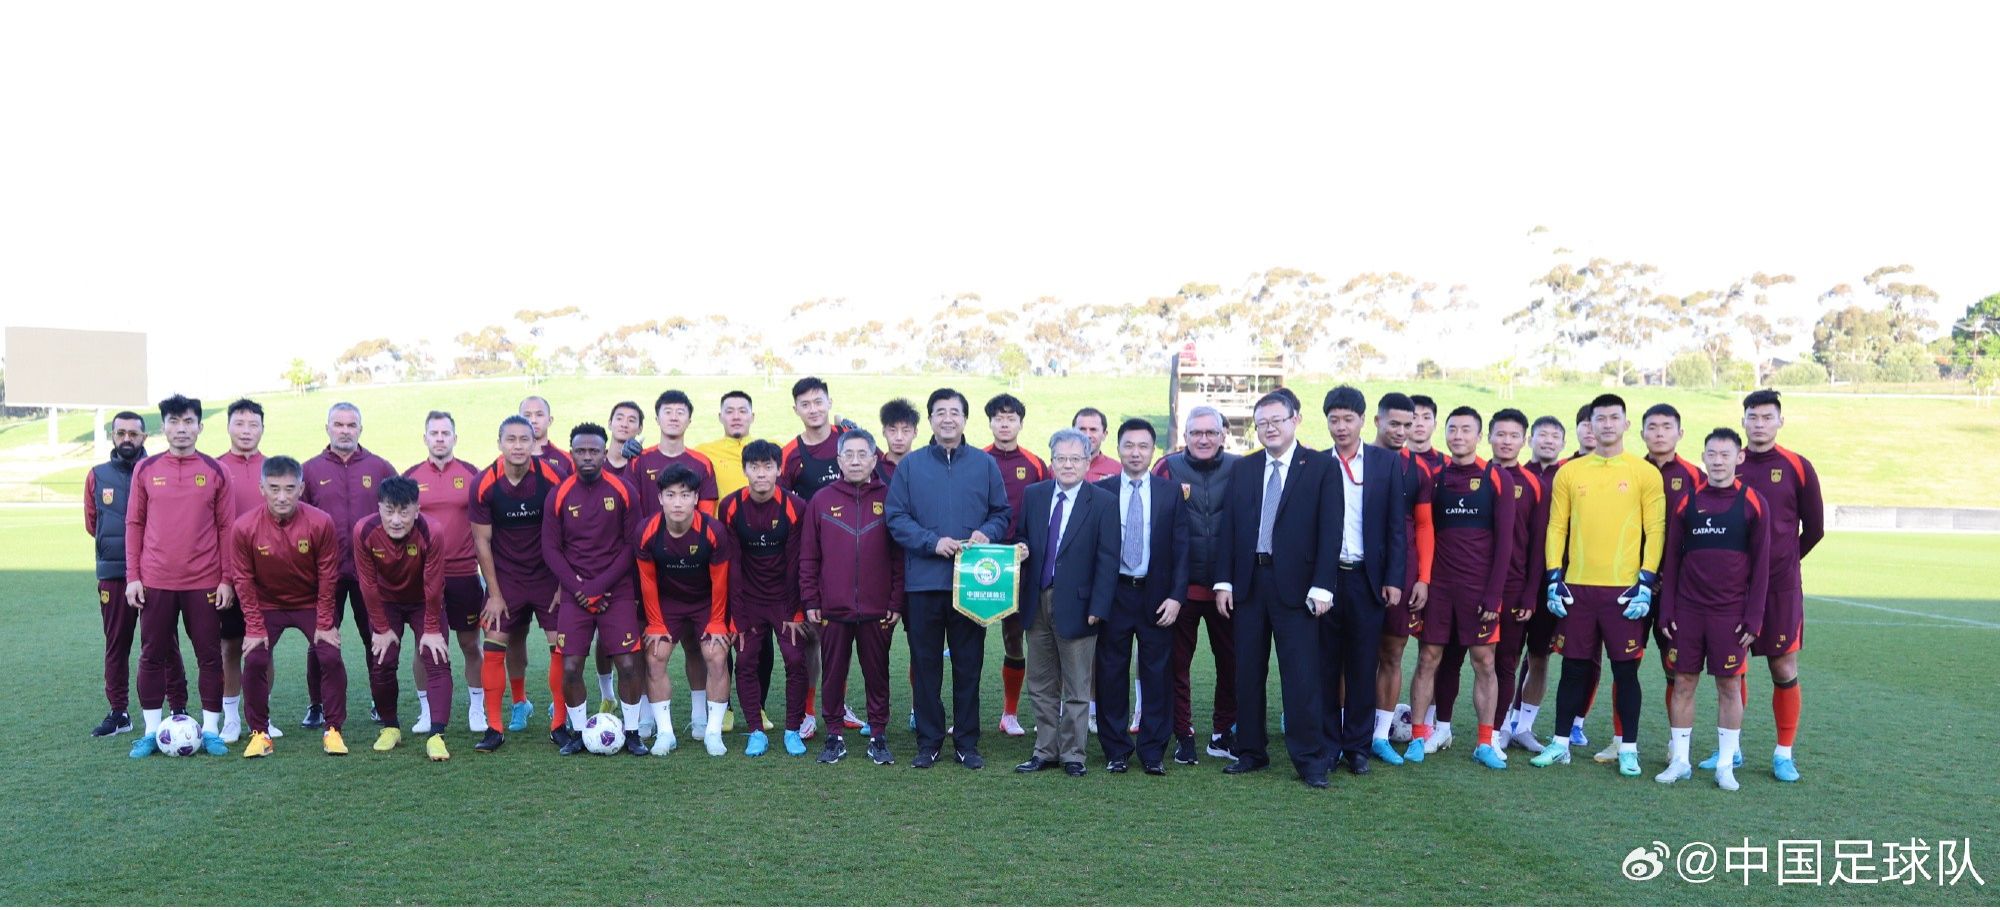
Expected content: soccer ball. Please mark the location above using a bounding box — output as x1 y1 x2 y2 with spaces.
155 714 204 757
581 713 625 755
1390 706 1414 743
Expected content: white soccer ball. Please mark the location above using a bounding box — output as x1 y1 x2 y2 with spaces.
1391 706 1414 743
156 714 204 757
581 713 625 755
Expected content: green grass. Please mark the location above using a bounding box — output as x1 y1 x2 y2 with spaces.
1 510 1994 905
13 374 1999 507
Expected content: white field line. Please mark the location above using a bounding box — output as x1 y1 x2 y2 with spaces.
1808 594 2000 630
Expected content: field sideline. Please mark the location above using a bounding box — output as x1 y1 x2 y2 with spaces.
6 374 1999 509
1 512 1993 906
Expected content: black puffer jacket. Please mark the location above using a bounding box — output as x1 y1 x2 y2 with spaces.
1151 449 1239 588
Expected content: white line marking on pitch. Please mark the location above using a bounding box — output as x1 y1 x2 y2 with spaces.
1809 595 2000 629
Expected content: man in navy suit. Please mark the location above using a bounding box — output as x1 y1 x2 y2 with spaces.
1317 386 1411 775
1094 418 1190 775
1214 390 1343 788
1011 428 1119 777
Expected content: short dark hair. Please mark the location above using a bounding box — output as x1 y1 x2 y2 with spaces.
158 394 202 422
1322 385 1366 416
655 465 700 493
111 410 145 428
1377 392 1415 415
1409 395 1438 418
840 427 878 453
1530 415 1565 437
1274 387 1302 414
742 439 783 467
880 397 920 428
1253 390 1298 417
984 393 1026 420
1491 408 1529 433
261 455 303 482
1705 427 1744 448
1446 405 1482 430
926 388 969 417
791 377 829 401
226 398 264 421
1743 389 1783 413
498 415 534 438
1642 403 1681 426
425 409 455 429
1071 407 1108 431
1575 403 1595 425
610 401 645 428
720 390 753 409
653 390 693 415
568 422 608 445
1116 417 1156 443
376 475 420 508
1588 394 1627 420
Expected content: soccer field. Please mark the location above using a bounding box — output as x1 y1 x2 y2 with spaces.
1 512 1992 906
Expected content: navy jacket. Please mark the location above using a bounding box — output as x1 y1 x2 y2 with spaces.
1344 444 1410 605
1214 444 1342 607
1014 479 1118 639
1096 473 1191 624
884 442 1011 593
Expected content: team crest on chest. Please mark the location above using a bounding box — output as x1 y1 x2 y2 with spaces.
1180 483 1191 500
297 539 311 554
771 518 780 528
102 488 114 505
362 475 373 488
1468 477 1481 491
454 476 466 489
1015 467 1027 480
603 497 616 511
405 544 418 556
1771 468 1784 483
194 474 207 487
1671 477 1683 491
873 501 883 515
1513 486 1523 499
690 543 700 554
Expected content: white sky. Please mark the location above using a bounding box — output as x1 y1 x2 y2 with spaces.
3 2 1996 397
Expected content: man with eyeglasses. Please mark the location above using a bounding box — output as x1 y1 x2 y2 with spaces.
884 388 1011 770
1152 405 1240 765
1212 390 1343 789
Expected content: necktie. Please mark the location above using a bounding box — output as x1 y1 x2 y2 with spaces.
1256 458 1282 555
1122 479 1145 573
1042 490 1067 589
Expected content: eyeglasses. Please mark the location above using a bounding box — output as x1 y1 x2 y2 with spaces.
1187 429 1223 438
1051 455 1088 466
1253 418 1293 431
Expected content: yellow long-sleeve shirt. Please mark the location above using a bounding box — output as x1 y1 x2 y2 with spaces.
1544 451 1665 587
693 436 750 497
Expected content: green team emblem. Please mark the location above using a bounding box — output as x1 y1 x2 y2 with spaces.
952 544 1021 626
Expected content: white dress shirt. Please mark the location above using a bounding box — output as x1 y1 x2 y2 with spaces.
1335 444 1365 564
1046 481 1084 555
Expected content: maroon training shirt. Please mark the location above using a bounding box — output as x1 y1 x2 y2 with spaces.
1430 458 1516 611
354 514 447 635
718 488 805 625
126 450 232 591
301 445 398 579
229 502 340 635
1661 481 1772 633
542 470 638 603
1737 445 1824 593
468 460 563 607
404 458 481 577
986 444 1051 539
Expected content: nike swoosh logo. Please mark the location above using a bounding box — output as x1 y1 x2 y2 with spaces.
319 479 332 485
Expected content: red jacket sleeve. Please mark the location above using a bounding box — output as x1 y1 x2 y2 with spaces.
84 471 99 537
124 464 149 586
355 521 391 634
231 520 267 638
314 517 341 631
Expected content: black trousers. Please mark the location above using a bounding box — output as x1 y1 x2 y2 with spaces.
1232 564 1329 776
904 590 986 755
1318 566 1385 755
1095 584 1175 764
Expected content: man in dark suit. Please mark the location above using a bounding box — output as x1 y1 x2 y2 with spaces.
1011 428 1118 777
1317 386 1410 775
1094 418 1190 775
1214 390 1343 788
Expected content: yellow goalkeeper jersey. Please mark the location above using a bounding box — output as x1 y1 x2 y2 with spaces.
694 436 750 497
1544 450 1666 586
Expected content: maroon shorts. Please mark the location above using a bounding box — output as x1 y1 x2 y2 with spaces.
557 592 642 657
655 606 715 648
1664 610 1750 677
1752 587 1804 658
1385 596 1423 638
1419 584 1501 647
502 592 559 634
1552 584 1647 662
219 601 247 639
443 575 483 633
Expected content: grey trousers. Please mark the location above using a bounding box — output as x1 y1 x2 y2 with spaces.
1026 589 1096 763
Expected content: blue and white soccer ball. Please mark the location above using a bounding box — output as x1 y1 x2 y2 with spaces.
155 714 204 757
582 713 625 755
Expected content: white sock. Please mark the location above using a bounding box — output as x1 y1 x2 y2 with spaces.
690 689 708 728
1719 727 1741 761
1423 705 1437 727
638 694 651 714
1619 741 1637 754
568 702 588 732
1435 720 1452 740
468 686 483 705
1491 728 1505 750
597 672 616 703
650 700 674 739
1501 707 1517 733
415 692 431 727
1573 714 1588 730
620 700 641 732
1372 709 1393 740
1611 735 1625 747
223 696 241 724
1774 743 1792 759
1517 703 1540 732
201 710 220 735
1670 727 1692 765
704 700 728 737
143 708 163 735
